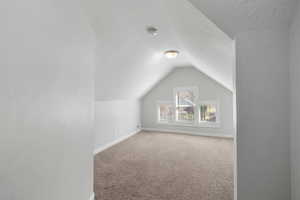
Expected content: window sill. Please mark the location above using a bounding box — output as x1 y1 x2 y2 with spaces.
157 121 220 128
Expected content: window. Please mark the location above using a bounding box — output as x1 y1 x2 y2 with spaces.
158 102 173 122
174 87 198 123
156 88 220 128
199 101 220 126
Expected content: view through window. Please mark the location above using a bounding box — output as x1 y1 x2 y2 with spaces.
157 87 220 127
158 103 173 122
175 88 196 122
200 103 218 123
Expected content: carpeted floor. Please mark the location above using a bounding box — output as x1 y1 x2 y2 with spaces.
94 131 234 200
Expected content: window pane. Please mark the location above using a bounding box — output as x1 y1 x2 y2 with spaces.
159 104 173 121
175 88 196 122
200 104 217 122
176 90 195 107
177 106 194 121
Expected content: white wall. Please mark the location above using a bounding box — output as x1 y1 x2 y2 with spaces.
0 1 95 200
236 29 290 200
290 2 300 200
141 67 234 137
94 100 141 153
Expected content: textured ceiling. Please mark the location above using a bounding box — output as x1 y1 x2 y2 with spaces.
188 0 298 38
84 0 235 100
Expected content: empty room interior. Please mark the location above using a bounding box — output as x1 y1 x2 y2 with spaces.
91 1 236 199
1 0 300 200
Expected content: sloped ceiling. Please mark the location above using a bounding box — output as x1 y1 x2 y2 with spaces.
188 0 297 38
84 0 235 100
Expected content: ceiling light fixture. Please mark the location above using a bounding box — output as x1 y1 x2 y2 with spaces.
164 50 179 59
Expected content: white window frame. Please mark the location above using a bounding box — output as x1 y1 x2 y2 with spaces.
157 101 174 124
198 100 221 128
173 86 198 124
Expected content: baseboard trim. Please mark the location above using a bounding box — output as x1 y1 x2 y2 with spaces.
142 128 233 139
89 192 95 200
93 129 141 155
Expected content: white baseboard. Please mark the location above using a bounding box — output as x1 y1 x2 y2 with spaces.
89 193 95 200
93 129 141 155
142 128 233 139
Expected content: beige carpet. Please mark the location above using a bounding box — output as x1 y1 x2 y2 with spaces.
94 131 234 200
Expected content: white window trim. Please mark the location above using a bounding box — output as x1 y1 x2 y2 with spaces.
198 100 221 128
173 86 198 124
156 101 174 124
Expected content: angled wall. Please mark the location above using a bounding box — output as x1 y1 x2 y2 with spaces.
141 67 234 137
290 1 300 200
0 1 95 200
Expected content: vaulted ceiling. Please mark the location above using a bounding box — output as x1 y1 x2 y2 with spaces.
84 0 234 100
83 0 297 100
188 0 297 38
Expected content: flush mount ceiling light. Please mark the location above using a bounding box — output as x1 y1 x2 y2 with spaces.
164 50 179 59
146 26 158 36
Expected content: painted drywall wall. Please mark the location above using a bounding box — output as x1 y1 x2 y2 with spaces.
187 1 296 200
0 1 95 200
94 100 141 153
290 2 300 200
236 29 290 200
141 67 234 137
